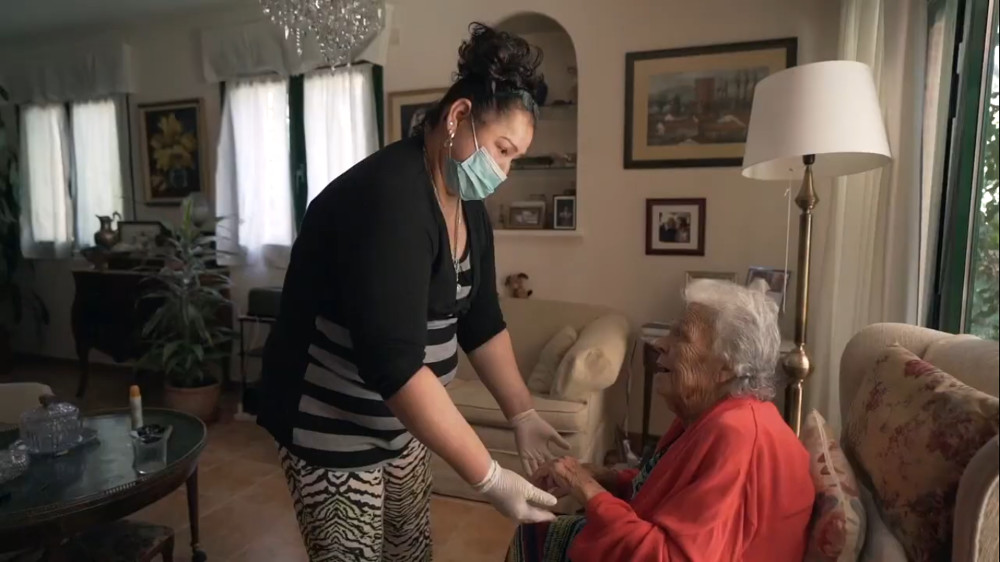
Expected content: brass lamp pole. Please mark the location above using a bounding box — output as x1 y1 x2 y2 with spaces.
782 154 817 433
741 61 891 436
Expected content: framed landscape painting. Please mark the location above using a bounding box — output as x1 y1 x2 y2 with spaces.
138 99 208 205
624 38 797 168
387 88 448 143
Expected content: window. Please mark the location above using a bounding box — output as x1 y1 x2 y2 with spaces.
20 104 72 257
19 98 124 257
934 0 999 340
303 65 378 204
965 41 998 339
215 77 294 263
71 98 125 248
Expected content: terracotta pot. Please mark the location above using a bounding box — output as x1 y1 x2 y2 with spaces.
164 382 221 423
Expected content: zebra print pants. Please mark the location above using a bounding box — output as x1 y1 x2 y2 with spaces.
278 438 433 562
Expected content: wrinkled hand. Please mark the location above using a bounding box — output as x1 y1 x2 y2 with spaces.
474 460 558 523
511 409 571 475
546 457 605 504
530 460 573 498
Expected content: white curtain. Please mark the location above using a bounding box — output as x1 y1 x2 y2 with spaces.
71 98 124 247
215 77 294 266
304 64 378 204
19 104 73 258
807 0 927 429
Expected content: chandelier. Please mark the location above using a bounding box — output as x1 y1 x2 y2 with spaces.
260 0 385 67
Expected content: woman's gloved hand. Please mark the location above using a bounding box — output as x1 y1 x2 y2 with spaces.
511 409 571 474
473 460 558 523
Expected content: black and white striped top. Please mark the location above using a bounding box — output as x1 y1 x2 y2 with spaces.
291 249 472 470
258 136 506 470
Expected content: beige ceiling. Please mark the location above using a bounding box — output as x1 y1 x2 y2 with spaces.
0 0 246 40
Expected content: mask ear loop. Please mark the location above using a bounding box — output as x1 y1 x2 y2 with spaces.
470 115 480 151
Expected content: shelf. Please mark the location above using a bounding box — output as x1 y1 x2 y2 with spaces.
494 229 584 238
538 104 577 120
511 163 576 172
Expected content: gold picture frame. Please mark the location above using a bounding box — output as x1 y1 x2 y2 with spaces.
386 88 448 144
137 99 209 206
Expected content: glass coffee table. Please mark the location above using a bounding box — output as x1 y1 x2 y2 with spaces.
0 408 208 561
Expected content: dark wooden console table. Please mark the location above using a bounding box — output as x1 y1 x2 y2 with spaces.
71 269 231 398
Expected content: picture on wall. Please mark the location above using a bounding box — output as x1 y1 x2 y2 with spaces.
645 198 706 256
553 196 577 230
138 99 208 205
387 88 448 143
746 266 792 312
624 38 797 168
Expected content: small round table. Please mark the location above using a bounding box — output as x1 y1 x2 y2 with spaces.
0 408 208 561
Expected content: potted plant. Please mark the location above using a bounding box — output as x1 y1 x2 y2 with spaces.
139 197 232 421
0 86 50 372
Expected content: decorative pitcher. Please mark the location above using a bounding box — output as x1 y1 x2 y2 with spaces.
94 211 122 249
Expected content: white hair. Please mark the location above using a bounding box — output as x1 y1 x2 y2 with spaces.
683 279 782 401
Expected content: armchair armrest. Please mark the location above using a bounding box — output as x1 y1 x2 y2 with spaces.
953 436 999 562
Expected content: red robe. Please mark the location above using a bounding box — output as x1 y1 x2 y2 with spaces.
569 397 814 562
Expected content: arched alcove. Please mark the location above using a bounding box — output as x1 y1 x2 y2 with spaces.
492 12 579 234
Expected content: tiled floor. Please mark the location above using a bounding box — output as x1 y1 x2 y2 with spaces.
3 358 516 561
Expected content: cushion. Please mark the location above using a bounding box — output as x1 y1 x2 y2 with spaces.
551 314 630 402
843 344 1000 562
446 378 593 433
526 325 578 395
859 485 908 562
801 409 866 562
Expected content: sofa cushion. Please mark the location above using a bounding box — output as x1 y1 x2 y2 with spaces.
551 314 630 402
801 410 866 562
859 485 908 562
843 344 1000 562
446 378 592 433
526 325 578 395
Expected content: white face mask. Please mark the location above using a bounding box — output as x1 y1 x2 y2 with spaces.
445 118 507 201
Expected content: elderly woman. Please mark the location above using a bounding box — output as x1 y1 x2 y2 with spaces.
508 280 814 562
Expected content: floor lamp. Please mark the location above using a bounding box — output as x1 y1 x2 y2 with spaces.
741 61 892 435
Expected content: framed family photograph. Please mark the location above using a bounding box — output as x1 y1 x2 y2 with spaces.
137 99 208 205
118 221 166 250
387 88 448 143
624 38 797 169
507 201 546 230
645 198 706 256
553 196 577 230
746 266 792 312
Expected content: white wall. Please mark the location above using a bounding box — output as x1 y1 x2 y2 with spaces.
6 0 841 433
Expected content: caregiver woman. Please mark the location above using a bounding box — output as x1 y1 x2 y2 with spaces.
258 23 568 562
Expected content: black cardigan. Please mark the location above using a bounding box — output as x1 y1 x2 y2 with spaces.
258 136 505 446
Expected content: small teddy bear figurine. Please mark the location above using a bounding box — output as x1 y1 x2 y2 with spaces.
504 272 533 299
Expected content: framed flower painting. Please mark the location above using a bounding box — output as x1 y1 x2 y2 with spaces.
137 99 208 205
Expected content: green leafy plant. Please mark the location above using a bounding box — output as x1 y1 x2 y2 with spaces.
967 74 999 341
0 86 50 354
139 198 232 388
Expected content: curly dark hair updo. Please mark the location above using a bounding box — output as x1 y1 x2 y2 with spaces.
415 22 544 136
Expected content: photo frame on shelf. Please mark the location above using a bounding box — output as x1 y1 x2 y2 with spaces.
507 201 546 230
624 38 797 169
118 221 166 250
386 88 448 143
645 198 706 256
137 99 209 206
685 271 738 285
553 196 577 230
746 266 792 312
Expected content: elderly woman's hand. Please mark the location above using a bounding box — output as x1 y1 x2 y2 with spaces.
546 457 607 504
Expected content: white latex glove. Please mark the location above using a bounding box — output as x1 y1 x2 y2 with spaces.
473 460 558 523
511 409 571 475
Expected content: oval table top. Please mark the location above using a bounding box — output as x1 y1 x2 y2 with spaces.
0 408 205 536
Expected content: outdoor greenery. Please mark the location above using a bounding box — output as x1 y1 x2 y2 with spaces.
0 86 49 351
967 56 999 342
139 198 232 388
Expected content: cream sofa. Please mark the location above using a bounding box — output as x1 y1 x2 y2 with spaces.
431 298 630 505
840 323 999 562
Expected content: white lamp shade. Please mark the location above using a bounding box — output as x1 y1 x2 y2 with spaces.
741 60 891 180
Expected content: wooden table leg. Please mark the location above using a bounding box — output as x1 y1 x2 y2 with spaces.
186 467 206 562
